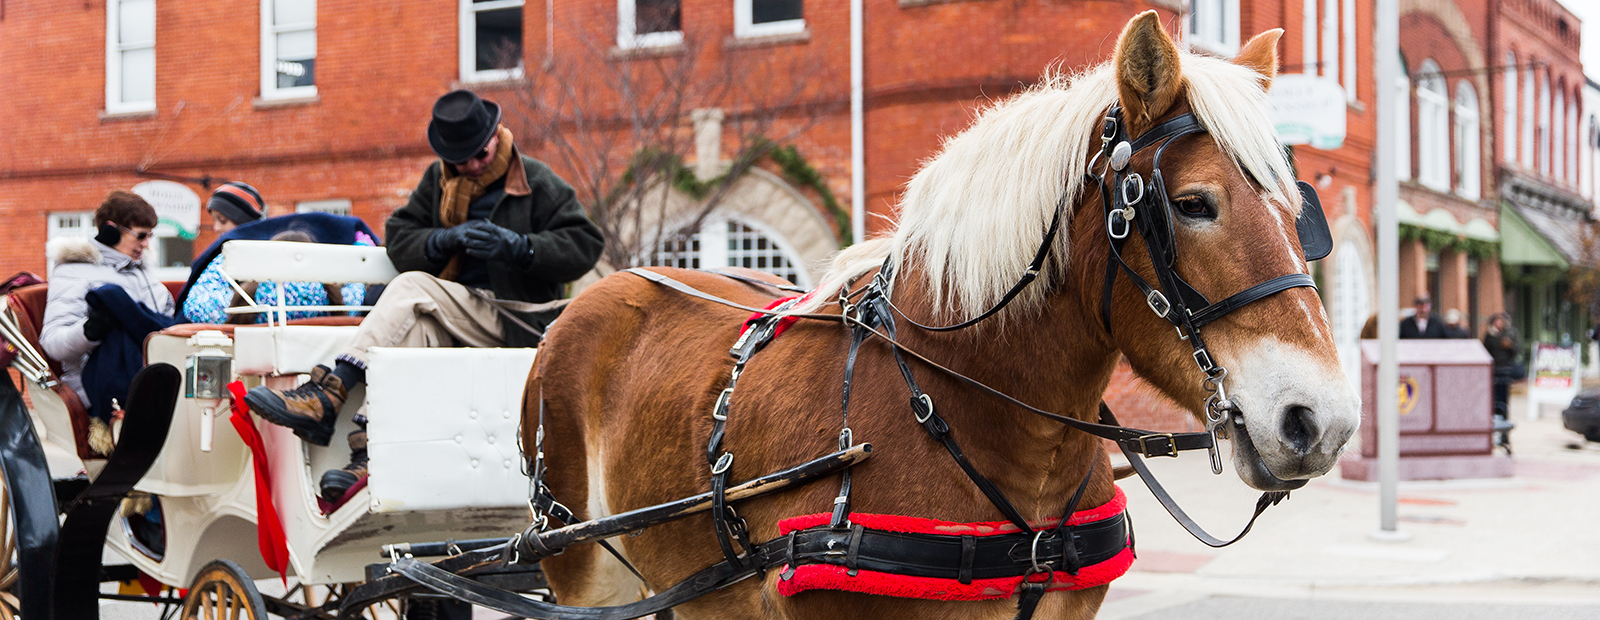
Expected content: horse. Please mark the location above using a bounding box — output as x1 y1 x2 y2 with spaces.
525 12 1360 620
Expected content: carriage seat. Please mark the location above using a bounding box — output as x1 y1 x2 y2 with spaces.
363 346 536 513
3 282 97 459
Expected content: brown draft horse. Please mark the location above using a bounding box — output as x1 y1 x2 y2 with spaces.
526 13 1360 620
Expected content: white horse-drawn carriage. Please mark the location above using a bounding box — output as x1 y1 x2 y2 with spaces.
1 239 546 618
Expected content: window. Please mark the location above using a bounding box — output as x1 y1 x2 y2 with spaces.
1321 0 1338 86
1396 57 1410 180
106 0 156 114
1522 66 1536 167
461 0 524 82
47 212 94 273
735 0 804 39
642 216 811 286
1538 71 1550 177
1504 52 1517 164
1332 241 1369 388
1416 60 1449 191
1341 0 1355 101
1189 0 1239 54
1554 84 1566 183
261 0 316 100
296 198 351 216
1454 82 1480 200
618 0 682 49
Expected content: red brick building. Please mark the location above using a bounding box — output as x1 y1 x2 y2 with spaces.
0 0 1395 429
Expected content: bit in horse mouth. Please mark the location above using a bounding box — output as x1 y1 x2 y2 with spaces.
1228 416 1310 492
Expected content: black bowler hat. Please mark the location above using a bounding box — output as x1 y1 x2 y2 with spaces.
427 90 502 164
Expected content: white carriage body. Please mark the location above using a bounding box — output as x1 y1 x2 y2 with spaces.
45 240 542 586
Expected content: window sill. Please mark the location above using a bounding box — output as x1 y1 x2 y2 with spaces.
725 29 811 49
899 0 993 7
254 95 321 109
452 76 527 91
610 43 686 60
99 109 157 123
1347 99 1366 113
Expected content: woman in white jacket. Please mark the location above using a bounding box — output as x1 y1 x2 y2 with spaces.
41 190 174 452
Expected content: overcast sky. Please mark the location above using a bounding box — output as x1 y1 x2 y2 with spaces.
1557 0 1599 82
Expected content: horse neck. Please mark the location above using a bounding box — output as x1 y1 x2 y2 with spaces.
882 228 1120 512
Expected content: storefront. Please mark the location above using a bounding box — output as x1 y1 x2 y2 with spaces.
1498 175 1598 354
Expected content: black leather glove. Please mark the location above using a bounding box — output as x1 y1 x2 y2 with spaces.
424 222 479 263
83 303 114 342
462 221 532 266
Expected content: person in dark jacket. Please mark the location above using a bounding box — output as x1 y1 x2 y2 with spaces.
1400 294 1447 339
244 90 604 501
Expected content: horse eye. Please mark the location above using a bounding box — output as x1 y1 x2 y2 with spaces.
1174 196 1214 219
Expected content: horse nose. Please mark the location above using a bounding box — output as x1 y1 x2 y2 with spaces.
1279 405 1320 457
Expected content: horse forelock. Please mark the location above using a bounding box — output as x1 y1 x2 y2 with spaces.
798 53 1300 323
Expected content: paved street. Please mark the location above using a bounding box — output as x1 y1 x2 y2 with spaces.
1100 395 1600 619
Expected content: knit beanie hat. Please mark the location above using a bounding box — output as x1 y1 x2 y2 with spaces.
208 182 266 225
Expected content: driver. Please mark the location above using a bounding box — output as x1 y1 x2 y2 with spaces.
243 90 604 501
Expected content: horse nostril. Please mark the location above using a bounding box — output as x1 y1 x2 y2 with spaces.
1280 405 1318 455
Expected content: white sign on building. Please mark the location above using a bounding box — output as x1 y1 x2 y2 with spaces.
1270 74 1348 150
131 179 201 240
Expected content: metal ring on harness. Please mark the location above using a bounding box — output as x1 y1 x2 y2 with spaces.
1029 530 1052 574
1107 210 1131 240
712 452 735 475
1120 173 1145 206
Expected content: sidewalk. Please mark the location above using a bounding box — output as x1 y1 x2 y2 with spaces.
1102 395 1600 617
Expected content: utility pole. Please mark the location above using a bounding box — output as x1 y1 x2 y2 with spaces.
1371 0 1409 542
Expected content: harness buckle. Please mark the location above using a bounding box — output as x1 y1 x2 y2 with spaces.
914 393 936 424
838 427 853 450
1029 530 1054 574
711 452 734 475
1145 290 1171 318
711 388 734 421
1121 173 1145 206
1136 433 1179 458
1192 348 1215 372
1107 210 1131 240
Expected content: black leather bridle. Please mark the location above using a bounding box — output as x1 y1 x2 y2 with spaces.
1091 106 1331 473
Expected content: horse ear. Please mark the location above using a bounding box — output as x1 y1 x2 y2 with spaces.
1114 11 1185 136
1234 29 1284 89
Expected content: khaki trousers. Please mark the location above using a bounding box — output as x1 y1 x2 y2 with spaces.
338 271 510 367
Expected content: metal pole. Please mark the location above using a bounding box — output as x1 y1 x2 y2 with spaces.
1371 0 1408 541
849 0 866 245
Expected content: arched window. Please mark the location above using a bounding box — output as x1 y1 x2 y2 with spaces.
1522 65 1536 167
1396 54 1411 180
1416 60 1450 191
1538 70 1550 177
644 215 812 286
1503 52 1517 164
1554 79 1566 183
1454 82 1480 200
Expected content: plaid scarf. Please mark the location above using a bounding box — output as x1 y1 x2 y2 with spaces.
437 125 514 281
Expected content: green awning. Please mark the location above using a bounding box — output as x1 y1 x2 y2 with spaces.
1499 201 1570 268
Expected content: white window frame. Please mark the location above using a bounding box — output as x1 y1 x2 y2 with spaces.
1321 0 1338 85
296 198 352 216
1554 85 1567 184
643 214 813 287
47 212 95 274
1522 66 1537 168
1189 0 1239 55
260 0 317 101
1341 0 1355 102
1396 61 1411 180
461 0 525 83
617 0 683 49
1416 60 1450 191
1504 52 1517 164
1454 82 1480 201
105 0 156 114
734 0 805 39
1538 71 1550 177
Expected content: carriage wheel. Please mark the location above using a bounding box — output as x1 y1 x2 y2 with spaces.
0 471 18 620
181 559 268 620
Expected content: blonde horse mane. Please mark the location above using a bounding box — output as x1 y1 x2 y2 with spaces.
797 54 1299 321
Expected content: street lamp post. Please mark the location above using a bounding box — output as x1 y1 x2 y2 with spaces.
1371 0 1409 542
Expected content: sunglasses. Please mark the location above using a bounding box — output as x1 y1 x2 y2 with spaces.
118 225 154 242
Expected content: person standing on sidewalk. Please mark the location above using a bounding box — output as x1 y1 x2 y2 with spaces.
244 89 604 501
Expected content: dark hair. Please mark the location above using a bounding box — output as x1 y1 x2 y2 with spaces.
94 190 158 229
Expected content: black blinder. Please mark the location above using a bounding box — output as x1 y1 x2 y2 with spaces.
1294 180 1332 261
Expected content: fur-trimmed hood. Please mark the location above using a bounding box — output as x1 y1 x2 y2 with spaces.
48 236 116 266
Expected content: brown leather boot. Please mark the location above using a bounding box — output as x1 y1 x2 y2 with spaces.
319 429 369 503
243 365 346 446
